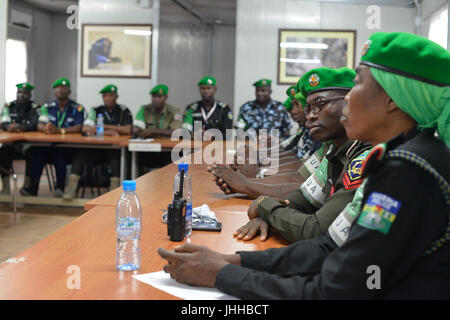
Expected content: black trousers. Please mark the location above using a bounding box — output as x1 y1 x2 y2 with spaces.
71 149 121 177
138 151 173 176
0 143 32 178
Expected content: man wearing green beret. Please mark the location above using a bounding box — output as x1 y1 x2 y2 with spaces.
183 76 233 138
0 82 40 195
157 33 450 299
282 85 297 112
21 77 85 197
209 90 323 200
63 84 133 199
132 84 182 174
235 79 291 139
211 67 370 242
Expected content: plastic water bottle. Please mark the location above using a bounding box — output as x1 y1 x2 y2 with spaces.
116 180 142 271
97 113 104 137
173 163 192 237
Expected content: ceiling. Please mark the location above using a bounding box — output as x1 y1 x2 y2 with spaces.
12 0 417 26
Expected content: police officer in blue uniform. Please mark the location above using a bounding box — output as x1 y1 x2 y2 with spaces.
235 79 292 139
21 78 85 197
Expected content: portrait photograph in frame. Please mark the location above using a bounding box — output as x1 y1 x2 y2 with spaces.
278 29 356 84
81 24 152 78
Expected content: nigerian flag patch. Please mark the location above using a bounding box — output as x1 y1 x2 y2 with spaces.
357 192 402 235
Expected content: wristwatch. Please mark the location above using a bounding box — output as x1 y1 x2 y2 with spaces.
256 168 268 179
61 128 66 135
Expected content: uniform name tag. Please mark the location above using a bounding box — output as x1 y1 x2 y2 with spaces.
328 208 354 246
301 174 326 208
303 153 321 174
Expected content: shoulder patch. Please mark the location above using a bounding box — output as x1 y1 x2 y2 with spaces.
361 143 387 177
343 150 370 190
357 192 401 235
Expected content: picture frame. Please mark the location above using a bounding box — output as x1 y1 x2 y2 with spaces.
278 29 356 84
81 24 152 78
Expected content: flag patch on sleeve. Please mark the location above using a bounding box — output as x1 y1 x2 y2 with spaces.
357 192 402 235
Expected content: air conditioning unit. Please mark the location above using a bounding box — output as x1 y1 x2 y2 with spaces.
10 8 33 31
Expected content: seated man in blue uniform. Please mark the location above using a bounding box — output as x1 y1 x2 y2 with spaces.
21 78 85 197
158 32 450 299
235 79 292 140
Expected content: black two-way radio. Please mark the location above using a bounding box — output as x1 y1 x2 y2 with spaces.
167 169 186 242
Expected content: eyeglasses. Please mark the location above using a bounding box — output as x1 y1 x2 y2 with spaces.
304 96 346 115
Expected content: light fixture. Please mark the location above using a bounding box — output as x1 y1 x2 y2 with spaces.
124 29 152 36
280 58 322 64
280 42 328 49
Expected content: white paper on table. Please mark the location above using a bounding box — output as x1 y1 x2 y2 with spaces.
133 271 239 300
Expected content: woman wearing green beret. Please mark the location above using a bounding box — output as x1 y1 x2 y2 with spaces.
157 32 450 299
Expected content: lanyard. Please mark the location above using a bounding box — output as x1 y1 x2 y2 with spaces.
56 108 67 128
104 110 112 123
201 102 217 123
153 113 165 129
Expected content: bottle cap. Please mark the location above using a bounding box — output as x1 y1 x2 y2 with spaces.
177 162 189 172
98 113 103 117
122 180 136 191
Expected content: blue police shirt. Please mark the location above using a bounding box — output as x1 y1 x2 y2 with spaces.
235 99 292 138
38 99 85 128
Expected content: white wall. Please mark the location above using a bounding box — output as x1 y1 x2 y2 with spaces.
47 15 78 103
233 0 416 119
420 0 448 39
157 22 235 113
7 2 78 105
0 1 9 108
77 0 159 114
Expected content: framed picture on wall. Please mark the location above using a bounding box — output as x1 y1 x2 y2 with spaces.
81 24 152 78
278 29 356 84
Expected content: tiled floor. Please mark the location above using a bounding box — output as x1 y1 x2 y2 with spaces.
0 160 85 263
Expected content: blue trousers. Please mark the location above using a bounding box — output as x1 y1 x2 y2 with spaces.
29 147 74 195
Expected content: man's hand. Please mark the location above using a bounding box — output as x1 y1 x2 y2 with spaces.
208 165 249 195
248 196 289 220
104 129 119 137
234 217 269 241
137 128 156 139
7 123 22 133
45 123 60 134
157 243 232 287
84 126 97 136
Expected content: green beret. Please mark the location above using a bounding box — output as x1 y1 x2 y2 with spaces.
198 76 216 86
286 86 297 98
283 97 293 111
99 84 118 94
150 84 169 95
253 79 272 87
16 82 35 91
297 67 355 97
294 92 307 108
360 32 450 86
52 77 71 88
